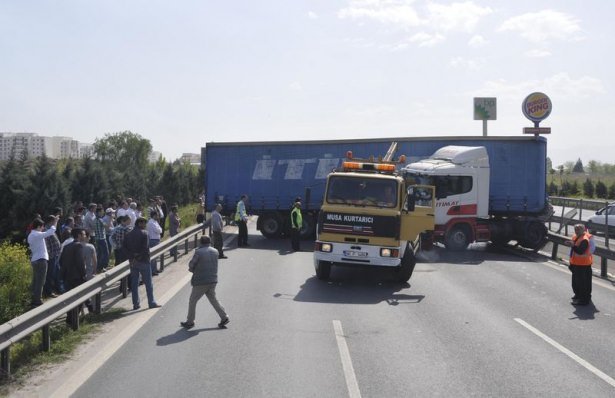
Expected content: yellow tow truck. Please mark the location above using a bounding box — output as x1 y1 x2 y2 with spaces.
313 143 435 282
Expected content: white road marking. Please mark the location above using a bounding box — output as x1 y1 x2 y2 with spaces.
49 273 193 398
515 318 615 388
333 320 362 398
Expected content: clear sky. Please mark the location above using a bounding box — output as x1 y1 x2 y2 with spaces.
1 1 612 167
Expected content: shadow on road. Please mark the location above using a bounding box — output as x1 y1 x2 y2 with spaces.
291 267 424 305
570 302 600 321
156 327 224 346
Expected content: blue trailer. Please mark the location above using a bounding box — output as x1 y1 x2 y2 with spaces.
202 136 548 244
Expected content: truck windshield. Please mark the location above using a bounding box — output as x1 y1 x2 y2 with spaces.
326 176 397 208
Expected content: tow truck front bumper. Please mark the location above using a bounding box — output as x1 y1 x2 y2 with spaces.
313 241 402 268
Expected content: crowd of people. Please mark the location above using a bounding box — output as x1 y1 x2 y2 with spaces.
26 196 181 314
24 192 307 330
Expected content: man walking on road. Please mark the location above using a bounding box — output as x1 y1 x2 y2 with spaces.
180 236 229 329
123 217 161 310
211 204 227 259
565 224 594 306
235 195 249 247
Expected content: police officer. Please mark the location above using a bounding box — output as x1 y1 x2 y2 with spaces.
290 201 302 251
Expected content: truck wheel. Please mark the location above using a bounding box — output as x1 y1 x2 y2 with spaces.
445 225 471 251
260 213 282 238
519 222 547 250
396 250 416 282
300 214 315 239
315 261 331 280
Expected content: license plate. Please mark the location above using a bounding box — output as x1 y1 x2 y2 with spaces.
343 250 368 257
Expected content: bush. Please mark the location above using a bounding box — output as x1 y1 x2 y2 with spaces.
596 181 608 199
0 243 32 324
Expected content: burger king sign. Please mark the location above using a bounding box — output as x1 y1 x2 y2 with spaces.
522 92 552 123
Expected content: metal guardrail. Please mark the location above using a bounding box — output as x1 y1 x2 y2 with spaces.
546 228 614 278
0 221 208 378
550 196 613 212
546 197 612 277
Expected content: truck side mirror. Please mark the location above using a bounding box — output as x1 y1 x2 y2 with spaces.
406 194 416 212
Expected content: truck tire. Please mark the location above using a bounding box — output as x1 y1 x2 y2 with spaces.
519 222 547 250
260 213 282 238
300 213 315 239
315 261 332 280
445 225 471 251
396 250 416 282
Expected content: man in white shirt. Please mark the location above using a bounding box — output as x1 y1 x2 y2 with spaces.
83 203 97 243
27 216 58 307
146 210 163 275
116 200 129 218
127 203 138 227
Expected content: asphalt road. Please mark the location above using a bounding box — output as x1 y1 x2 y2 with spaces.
73 226 615 398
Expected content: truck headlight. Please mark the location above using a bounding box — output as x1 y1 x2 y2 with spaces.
380 248 399 257
315 242 333 252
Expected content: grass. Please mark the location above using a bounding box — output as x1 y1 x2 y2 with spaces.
0 308 126 396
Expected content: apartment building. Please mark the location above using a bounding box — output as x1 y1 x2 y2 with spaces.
0 132 93 160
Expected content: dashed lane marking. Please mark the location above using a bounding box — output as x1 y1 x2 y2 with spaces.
333 320 362 398
515 318 615 388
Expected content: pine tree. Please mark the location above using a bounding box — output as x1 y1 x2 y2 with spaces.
569 180 579 195
0 153 34 240
572 158 584 173
595 181 607 198
26 154 70 218
582 178 594 198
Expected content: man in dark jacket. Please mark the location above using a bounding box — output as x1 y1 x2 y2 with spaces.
180 236 229 329
123 217 160 310
60 228 87 291
60 228 88 322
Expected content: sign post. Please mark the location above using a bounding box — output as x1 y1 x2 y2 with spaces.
522 92 552 136
473 97 496 136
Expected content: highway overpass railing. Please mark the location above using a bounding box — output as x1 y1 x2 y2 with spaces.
0 221 208 379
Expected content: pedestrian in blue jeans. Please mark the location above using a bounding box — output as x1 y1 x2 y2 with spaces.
27 216 58 307
146 210 163 275
123 217 161 310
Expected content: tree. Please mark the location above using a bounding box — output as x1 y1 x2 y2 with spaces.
560 180 570 196
548 181 558 196
609 183 615 200
563 161 574 173
582 178 594 198
0 153 33 241
587 160 600 174
546 157 554 174
572 158 584 173
71 156 111 204
26 154 70 217
93 131 152 171
569 180 579 195
595 181 608 199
